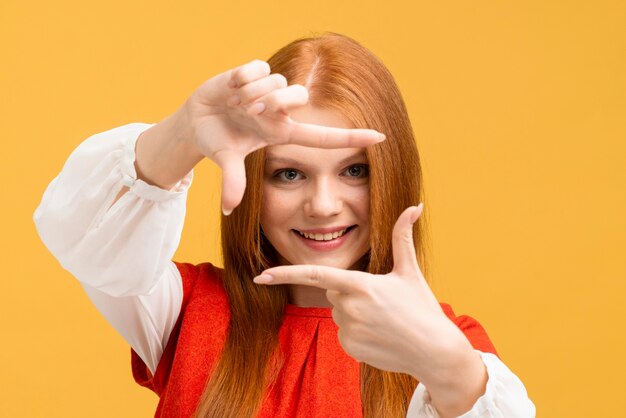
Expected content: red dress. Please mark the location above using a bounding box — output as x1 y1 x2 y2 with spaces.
131 262 498 417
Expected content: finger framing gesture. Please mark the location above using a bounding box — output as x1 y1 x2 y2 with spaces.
253 204 467 378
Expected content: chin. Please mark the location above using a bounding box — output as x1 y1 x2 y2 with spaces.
290 253 368 271
280 253 345 268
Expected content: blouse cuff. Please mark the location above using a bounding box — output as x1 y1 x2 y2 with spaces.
407 350 536 418
34 122 195 297
118 126 193 202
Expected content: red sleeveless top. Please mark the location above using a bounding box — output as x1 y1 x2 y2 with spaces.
131 262 498 417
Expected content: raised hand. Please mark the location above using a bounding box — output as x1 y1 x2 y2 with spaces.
181 59 386 214
252 204 477 380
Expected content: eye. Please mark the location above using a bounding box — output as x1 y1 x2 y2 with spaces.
343 164 369 179
274 169 303 182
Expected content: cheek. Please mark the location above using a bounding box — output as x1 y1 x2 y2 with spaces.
348 185 370 220
260 189 271 224
261 186 297 228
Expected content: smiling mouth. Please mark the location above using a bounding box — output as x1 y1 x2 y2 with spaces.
293 225 357 241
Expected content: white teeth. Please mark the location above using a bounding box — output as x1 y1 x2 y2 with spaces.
297 228 349 241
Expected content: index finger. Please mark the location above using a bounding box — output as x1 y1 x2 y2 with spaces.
289 122 386 148
253 265 363 293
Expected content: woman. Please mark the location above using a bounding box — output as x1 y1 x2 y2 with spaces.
34 33 535 417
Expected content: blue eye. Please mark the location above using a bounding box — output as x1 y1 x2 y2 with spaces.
275 169 302 182
344 164 369 178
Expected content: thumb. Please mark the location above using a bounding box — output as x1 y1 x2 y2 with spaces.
213 150 247 216
391 204 424 277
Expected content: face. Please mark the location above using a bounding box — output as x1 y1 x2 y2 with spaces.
260 106 370 270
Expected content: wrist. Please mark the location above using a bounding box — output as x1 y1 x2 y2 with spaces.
134 110 204 190
172 100 198 144
422 343 487 418
166 103 203 159
405 317 487 417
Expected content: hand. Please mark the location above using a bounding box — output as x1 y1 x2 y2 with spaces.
180 59 386 214
252 204 468 378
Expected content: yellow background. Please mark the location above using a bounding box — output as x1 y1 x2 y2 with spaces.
2 1 624 416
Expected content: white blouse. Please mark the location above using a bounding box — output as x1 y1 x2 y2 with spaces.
33 123 536 418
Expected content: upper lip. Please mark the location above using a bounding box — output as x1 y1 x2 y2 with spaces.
294 225 354 234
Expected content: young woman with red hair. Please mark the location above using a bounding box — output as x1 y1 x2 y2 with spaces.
35 33 535 417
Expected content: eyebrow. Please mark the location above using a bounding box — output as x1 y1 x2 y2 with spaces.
265 152 367 168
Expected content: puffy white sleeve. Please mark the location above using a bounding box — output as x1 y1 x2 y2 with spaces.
33 123 192 375
406 351 536 418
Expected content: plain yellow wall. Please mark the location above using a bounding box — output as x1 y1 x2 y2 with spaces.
2 0 624 416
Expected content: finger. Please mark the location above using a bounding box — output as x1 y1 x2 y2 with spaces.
237 73 288 105
239 84 308 116
391 204 424 276
261 84 309 114
253 265 362 293
212 150 247 216
288 122 386 148
228 60 271 88
326 289 342 307
246 101 267 116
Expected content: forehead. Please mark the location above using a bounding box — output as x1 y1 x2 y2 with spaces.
266 105 366 165
265 144 367 166
289 105 353 129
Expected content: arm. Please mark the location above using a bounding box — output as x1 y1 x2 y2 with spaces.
33 120 200 373
410 332 489 417
33 120 198 297
116 105 203 203
249 207 536 418
406 351 536 418
34 59 385 376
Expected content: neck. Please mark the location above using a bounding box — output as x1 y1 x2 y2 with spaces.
287 284 332 308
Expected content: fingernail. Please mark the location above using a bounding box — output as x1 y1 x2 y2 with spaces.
253 274 274 284
410 204 423 224
377 133 386 142
222 207 232 216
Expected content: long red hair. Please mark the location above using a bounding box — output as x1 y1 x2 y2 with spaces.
193 32 429 418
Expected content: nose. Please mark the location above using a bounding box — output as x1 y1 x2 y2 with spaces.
304 177 342 218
